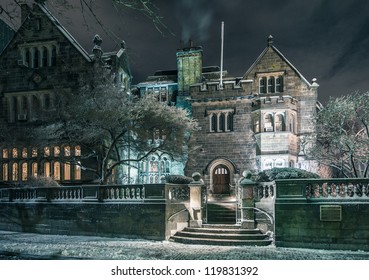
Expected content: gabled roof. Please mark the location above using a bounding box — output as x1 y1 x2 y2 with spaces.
242 36 311 87
36 3 92 62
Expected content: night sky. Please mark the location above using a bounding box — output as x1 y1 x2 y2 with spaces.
1 0 369 104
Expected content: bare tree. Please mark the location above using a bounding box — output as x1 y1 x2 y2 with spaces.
303 91 369 178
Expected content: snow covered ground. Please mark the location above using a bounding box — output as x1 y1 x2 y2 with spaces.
0 230 368 260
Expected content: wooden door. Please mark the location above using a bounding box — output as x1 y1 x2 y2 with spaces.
213 165 230 194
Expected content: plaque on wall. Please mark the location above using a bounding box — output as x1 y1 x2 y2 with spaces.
320 205 342 222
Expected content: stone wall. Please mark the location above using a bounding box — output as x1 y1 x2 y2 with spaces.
275 178 369 251
0 201 166 240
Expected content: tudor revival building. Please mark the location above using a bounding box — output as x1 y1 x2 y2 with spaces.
137 36 318 194
0 1 131 184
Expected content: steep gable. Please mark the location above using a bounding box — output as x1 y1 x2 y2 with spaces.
242 36 314 97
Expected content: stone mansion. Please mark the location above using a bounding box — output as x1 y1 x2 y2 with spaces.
0 1 319 191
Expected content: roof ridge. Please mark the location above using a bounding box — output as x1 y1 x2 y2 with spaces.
36 3 92 62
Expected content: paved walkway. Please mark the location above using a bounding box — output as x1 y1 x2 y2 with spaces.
0 231 369 260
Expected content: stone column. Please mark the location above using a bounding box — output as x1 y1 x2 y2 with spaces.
189 172 204 228
239 171 256 229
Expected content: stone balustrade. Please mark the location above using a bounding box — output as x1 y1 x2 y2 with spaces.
256 182 275 200
275 178 369 201
0 184 165 202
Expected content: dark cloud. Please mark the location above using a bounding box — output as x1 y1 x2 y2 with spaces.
1 0 369 104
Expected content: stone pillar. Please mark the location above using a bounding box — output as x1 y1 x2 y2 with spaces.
239 171 256 229
189 172 204 228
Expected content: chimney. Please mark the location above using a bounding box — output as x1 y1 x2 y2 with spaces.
176 41 203 96
19 1 31 23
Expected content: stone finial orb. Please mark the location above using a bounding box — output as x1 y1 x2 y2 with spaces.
191 172 202 182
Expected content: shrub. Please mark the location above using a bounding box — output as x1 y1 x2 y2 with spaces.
255 168 319 182
26 176 60 188
165 174 193 184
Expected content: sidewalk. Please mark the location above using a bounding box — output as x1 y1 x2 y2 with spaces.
0 230 368 260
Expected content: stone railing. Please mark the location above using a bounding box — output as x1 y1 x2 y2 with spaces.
256 182 275 200
0 184 165 203
165 184 190 202
275 178 369 200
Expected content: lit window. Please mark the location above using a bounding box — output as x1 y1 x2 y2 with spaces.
54 146 60 157
22 148 28 158
12 148 18 158
21 162 28 181
53 162 60 181
32 162 38 177
32 147 38 157
74 146 81 156
2 149 8 159
3 164 9 181
12 162 18 181
64 163 71 181
44 162 50 177
74 162 81 180
64 146 71 157
44 147 50 157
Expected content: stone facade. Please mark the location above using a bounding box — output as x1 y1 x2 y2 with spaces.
0 2 131 185
185 36 318 197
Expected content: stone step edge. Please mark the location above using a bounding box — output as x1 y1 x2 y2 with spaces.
170 236 273 246
175 232 269 240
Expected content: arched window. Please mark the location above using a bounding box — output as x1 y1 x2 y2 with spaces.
219 113 225 132
54 146 60 157
44 146 50 157
211 114 217 132
44 162 50 177
22 147 28 158
12 148 18 158
21 162 28 181
275 114 286 131
12 162 18 181
268 77 275 93
226 113 233 131
51 46 56 66
53 162 60 181
31 162 38 177
64 163 71 181
33 47 39 68
259 77 267 94
25 48 30 66
64 146 71 157
264 114 274 132
74 146 81 156
3 163 9 181
74 162 81 180
2 148 9 159
41 47 48 67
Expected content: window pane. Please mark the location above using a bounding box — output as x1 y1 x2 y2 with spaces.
12 148 18 158
12 163 18 181
54 146 60 157
64 163 71 180
32 147 38 157
74 162 81 180
2 149 8 159
44 147 50 157
74 146 81 156
22 148 28 158
22 162 28 181
44 162 50 177
64 146 71 156
54 162 60 180
32 163 38 177
3 164 9 181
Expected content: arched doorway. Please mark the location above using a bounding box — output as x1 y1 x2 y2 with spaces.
212 165 230 195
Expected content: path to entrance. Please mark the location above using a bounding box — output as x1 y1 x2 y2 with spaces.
0 231 368 260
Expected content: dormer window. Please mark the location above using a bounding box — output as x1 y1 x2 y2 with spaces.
268 77 275 93
259 77 267 94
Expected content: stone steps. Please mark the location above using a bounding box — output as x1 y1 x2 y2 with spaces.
170 224 273 246
207 203 236 224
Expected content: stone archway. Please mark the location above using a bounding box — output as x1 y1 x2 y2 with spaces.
207 158 237 198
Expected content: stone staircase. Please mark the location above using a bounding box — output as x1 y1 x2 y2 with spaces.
170 224 273 246
206 202 237 224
